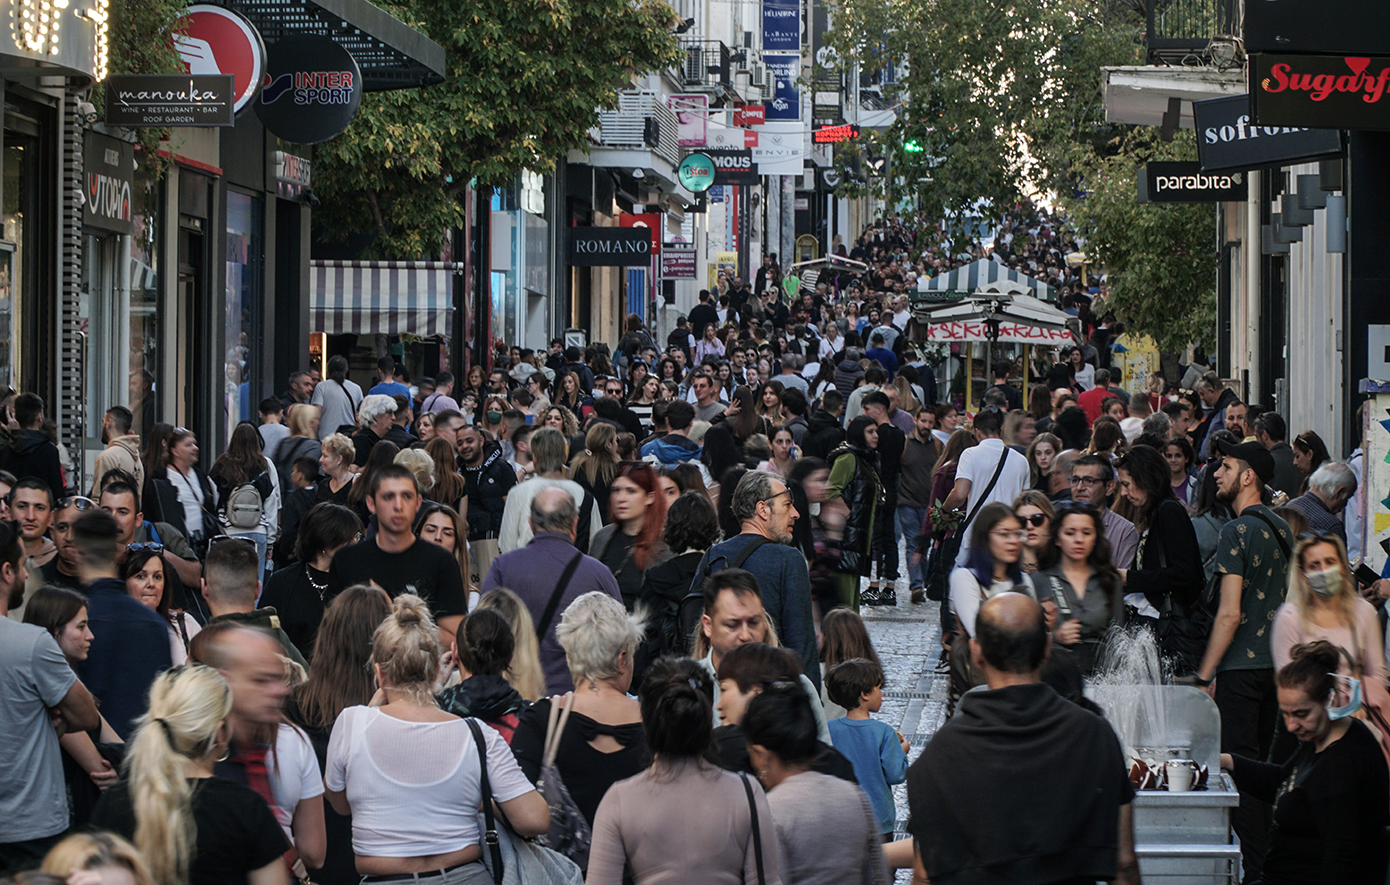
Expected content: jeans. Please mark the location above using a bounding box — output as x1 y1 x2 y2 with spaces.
1216 668 1277 883
898 506 929 588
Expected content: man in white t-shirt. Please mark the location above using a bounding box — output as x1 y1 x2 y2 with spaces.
944 408 1030 565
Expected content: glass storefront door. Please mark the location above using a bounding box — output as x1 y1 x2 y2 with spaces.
224 191 263 441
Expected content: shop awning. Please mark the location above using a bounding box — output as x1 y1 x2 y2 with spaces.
221 0 446 90
311 261 457 337
916 259 1057 301
909 294 1077 345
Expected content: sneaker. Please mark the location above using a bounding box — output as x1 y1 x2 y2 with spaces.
910 586 925 604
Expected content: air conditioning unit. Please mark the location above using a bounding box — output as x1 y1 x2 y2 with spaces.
684 47 705 83
749 62 766 89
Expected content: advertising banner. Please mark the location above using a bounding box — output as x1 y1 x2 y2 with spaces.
83 134 135 234
752 122 804 175
762 0 800 52
661 249 698 279
705 149 759 184
925 321 1075 345
1137 162 1248 203
1192 95 1342 172
669 94 709 146
764 54 801 122
174 5 266 114
1252 53 1390 130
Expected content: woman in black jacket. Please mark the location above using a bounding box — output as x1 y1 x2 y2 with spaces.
633 490 720 683
824 416 883 611
1115 446 1205 673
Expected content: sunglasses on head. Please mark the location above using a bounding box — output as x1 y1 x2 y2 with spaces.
127 542 165 554
56 496 97 512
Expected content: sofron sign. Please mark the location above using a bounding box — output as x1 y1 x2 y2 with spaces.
569 227 652 266
1192 95 1342 172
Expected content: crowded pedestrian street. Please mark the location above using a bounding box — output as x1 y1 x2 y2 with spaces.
2 0 1390 883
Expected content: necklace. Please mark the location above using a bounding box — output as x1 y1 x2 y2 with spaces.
306 566 330 602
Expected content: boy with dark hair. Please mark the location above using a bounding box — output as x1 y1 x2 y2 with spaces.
826 658 909 839
0 393 64 500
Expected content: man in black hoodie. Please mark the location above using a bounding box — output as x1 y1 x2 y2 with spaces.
906 593 1138 885
801 390 846 461
0 394 64 500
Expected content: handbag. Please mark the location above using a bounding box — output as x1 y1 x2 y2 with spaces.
738 773 767 885
925 448 1011 602
535 694 592 867
466 718 584 885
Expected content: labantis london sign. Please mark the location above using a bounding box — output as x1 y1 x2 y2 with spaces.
1253 53 1390 130
568 227 652 267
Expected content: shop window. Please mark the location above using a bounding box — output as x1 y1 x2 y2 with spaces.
225 191 263 441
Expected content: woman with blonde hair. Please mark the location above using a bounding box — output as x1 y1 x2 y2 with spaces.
475 588 546 702
541 404 580 439
393 448 435 495
325 596 548 882
274 406 322 496
571 422 620 525
891 375 920 414
42 831 152 885
92 665 290 885
314 433 357 508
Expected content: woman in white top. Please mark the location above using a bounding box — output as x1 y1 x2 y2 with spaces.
1069 348 1095 392
948 503 1035 638
166 426 218 547
325 595 548 883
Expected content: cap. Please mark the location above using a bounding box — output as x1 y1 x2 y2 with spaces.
1212 438 1275 485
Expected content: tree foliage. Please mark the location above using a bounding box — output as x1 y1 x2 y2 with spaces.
100 0 189 167
312 0 681 258
1063 130 1217 353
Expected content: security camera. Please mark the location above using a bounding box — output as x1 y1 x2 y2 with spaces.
633 168 645 180
76 100 97 123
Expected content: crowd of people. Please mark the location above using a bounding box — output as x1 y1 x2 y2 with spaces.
0 206 1384 885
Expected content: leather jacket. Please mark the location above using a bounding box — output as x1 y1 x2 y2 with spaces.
828 443 883 576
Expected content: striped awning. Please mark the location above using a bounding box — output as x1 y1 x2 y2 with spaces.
916 259 1056 301
310 261 458 337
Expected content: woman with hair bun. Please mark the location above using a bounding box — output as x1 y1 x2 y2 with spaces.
324 595 548 883
1220 640 1390 883
436 609 527 743
585 657 782 885
744 683 890 885
91 665 290 885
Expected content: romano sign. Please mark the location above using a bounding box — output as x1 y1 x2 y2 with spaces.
1192 95 1342 172
569 227 652 266
1252 53 1390 130
1138 162 1247 203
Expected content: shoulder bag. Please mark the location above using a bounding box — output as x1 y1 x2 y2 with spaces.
925 446 1009 602
534 553 584 642
1152 536 1213 677
467 718 584 885
738 772 767 885
535 694 592 867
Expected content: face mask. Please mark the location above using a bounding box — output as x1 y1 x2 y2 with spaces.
1305 566 1342 600
1328 674 1363 720
486 411 502 423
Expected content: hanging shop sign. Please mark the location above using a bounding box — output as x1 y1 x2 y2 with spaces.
254 35 363 144
661 248 698 279
705 149 759 185
104 74 236 127
751 122 804 175
678 152 717 193
1137 162 1248 203
813 123 859 143
174 5 266 114
569 227 653 266
764 54 801 121
670 94 709 147
762 0 800 52
1252 53 1390 130
1192 94 1343 172
734 105 766 126
83 133 134 234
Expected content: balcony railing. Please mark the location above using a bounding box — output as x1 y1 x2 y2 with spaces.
1146 0 1239 65
595 91 683 167
677 38 732 93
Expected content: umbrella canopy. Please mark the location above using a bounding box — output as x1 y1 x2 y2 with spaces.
908 294 1077 345
916 258 1057 301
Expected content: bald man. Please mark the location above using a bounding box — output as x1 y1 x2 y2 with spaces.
482 487 622 693
906 594 1139 885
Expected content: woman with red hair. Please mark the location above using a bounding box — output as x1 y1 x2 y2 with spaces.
590 462 671 611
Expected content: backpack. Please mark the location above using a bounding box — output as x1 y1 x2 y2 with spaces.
223 472 270 530
670 536 773 656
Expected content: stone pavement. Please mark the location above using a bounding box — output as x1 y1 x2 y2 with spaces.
858 573 949 881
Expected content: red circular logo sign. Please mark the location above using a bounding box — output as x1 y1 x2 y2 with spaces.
174 5 266 114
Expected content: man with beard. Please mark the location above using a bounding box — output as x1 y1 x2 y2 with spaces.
0 521 99 871
1195 438 1293 883
692 471 820 690
458 425 517 583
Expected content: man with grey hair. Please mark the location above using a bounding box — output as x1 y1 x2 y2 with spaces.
482 486 621 693
776 353 809 393
1140 410 1171 440
1284 462 1357 542
497 427 601 554
352 393 397 466
692 470 820 690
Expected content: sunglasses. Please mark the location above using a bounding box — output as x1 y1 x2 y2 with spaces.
56 496 97 511
127 542 165 554
1019 513 1049 528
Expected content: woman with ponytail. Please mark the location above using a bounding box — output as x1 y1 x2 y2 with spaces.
91 665 290 885
323 595 548 883
585 657 782 885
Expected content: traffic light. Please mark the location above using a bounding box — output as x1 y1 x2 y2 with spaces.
903 140 924 152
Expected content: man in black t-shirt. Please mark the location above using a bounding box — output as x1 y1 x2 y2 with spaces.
327 464 466 647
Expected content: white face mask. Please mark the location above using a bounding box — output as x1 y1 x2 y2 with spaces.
1305 566 1343 600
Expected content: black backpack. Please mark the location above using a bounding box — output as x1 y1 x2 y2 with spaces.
669 537 772 656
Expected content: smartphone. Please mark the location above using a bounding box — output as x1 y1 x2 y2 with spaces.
1356 563 1380 587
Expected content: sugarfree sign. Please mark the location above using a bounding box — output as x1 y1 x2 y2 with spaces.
569 227 652 266
1253 53 1390 129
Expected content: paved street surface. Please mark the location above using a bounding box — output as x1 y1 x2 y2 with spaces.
858 565 948 881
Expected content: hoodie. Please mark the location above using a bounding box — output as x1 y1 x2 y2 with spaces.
640 433 702 466
437 674 526 743
0 428 65 500
833 357 866 400
802 409 846 461
91 434 144 495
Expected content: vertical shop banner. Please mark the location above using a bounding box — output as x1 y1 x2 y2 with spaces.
84 134 135 234
762 0 801 52
764 54 801 121
669 94 709 147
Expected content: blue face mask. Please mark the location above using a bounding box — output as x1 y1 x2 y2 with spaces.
1328 674 1363 721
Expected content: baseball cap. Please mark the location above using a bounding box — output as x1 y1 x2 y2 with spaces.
1212 438 1275 485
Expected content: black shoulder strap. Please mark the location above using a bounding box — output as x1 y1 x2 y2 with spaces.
731 535 773 570
739 773 766 885
465 718 504 885
961 447 1011 534
1245 508 1292 560
536 552 584 640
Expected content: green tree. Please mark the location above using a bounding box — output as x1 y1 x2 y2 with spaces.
100 0 189 165
312 0 681 258
1063 131 1217 353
